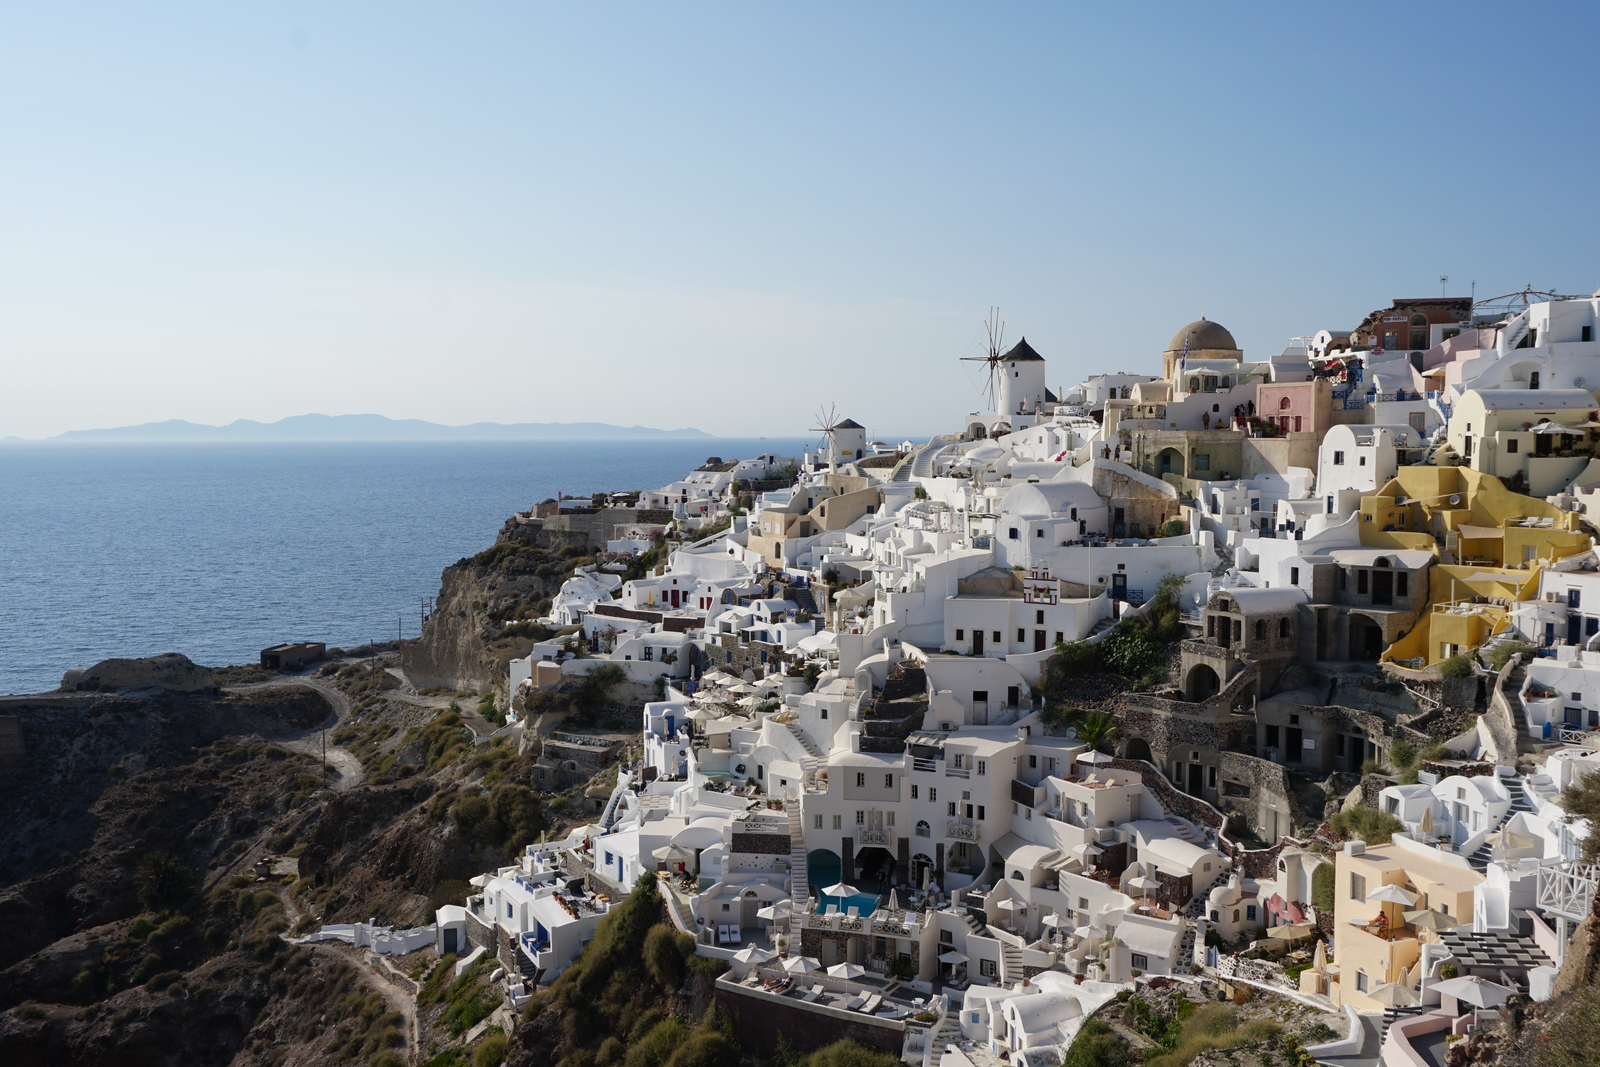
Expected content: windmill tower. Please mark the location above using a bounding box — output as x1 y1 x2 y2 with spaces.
960 308 1048 423
811 404 840 473
811 404 867 473
961 308 1007 414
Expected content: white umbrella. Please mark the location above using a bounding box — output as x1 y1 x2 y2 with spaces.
1041 913 1066 929
995 898 1024 912
1403 908 1458 931
1073 926 1096 939
827 962 867 980
782 955 821 974
653 843 695 863
1366 884 1418 906
757 902 792 921
1431 975 1515 1009
1127 876 1162 894
937 951 969 964
822 882 860 900
1266 923 1314 941
733 945 774 965
729 682 759 694
1369 982 1421 1007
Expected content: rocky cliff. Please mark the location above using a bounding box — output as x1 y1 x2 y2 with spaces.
402 515 594 693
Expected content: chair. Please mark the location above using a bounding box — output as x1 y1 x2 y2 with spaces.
845 994 866 1011
860 994 883 1013
847 906 860 919
801 985 824 1002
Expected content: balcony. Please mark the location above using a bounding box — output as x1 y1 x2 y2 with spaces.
945 766 971 779
946 821 981 842
857 828 892 846
912 757 938 773
1012 779 1046 807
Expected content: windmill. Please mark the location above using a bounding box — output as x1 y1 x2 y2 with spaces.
961 307 1007 413
811 403 840 473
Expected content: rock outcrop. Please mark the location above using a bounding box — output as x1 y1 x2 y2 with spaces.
60 652 214 693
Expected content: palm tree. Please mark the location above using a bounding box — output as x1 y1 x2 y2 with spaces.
1072 711 1119 754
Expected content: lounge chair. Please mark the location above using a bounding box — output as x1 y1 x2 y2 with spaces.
844 994 866 1011
859 994 882 1013
800 985 824 1002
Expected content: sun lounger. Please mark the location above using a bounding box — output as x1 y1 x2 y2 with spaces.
860 994 882 1013
845 994 866 1011
800 985 824 1002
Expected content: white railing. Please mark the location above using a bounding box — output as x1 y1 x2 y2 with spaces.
946 821 981 842
857 828 892 846
1536 859 1599 923
945 766 971 779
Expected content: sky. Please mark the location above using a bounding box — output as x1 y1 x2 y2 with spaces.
3 2 1599 440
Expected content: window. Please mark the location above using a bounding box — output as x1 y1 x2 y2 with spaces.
1009 527 1020 540
1233 909 1240 922
977 805 986 820
1131 953 1149 970
1194 454 1210 471
1356 971 1368 993
1290 567 1299 585
1397 573 1408 597
992 631 1002 643
856 772 866 787
948 802 957 817
886 811 894 826
980 959 996 977
1350 873 1366 901
1333 451 1345 465
1035 528 1044 538
856 810 865 824
1029 755 1038 768
1279 396 1291 411
1279 618 1290 638
1036 610 1044 625
955 629 964 641
1246 905 1257 921
814 814 823 829
1254 620 1266 640
952 754 963 769
977 760 986 775
885 773 894 788
929 788 937 803
1017 628 1025 642
911 784 919 799
1358 455 1367 466
722 902 731 912
1208 767 1217 789
916 820 930 837
1506 438 1518 454
1358 570 1368 595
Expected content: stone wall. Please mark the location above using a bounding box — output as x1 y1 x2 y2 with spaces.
714 980 905 1057
731 833 790 856
0 717 25 769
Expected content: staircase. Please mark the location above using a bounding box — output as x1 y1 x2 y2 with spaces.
999 939 1026 985
790 585 819 614
1504 775 1536 814
1165 816 1206 845
786 811 810 943
1085 615 1117 640
961 910 990 939
786 722 825 760
1467 839 1495 872
1379 1004 1428 1045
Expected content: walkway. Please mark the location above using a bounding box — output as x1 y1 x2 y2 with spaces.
222 676 364 791
1314 1012 1381 1067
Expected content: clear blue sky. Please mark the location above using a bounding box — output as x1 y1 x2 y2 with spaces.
4 2 1598 439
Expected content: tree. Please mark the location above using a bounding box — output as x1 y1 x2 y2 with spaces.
1072 711 1120 754
1561 768 1600 864
136 850 195 912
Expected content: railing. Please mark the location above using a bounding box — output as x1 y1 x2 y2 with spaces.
945 766 971 779
1536 859 1598 922
1372 390 1425 402
857 829 892 846
946 821 981 842
912 757 937 773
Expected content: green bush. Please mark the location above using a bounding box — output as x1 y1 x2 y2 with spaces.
474 1032 508 1067
1060 1019 1131 1067
1157 520 1187 538
796 1041 905 1067
1099 629 1163 683
643 925 694 991
1490 641 1535 671
1313 862 1335 913
1389 738 1417 769
1329 805 1404 845
624 1018 688 1067
1439 652 1474 678
136 851 195 912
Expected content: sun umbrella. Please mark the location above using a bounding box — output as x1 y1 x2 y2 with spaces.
653 843 695 863
733 945 774 965
1431 975 1515 1009
1312 941 1327 970
1366 884 1418 906
1403 908 1458 931
782 955 821 974
1127 876 1162 895
1073 926 1096 940
1419 806 1435 835
821 882 860 900
1370 982 1421 1008
1266 923 1314 941
827 962 867 980
937 951 969 964
729 682 759 694
1041 913 1066 929
887 889 901 912
757 902 792 921
995 898 1024 912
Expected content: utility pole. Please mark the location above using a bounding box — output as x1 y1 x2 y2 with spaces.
1440 275 1449 297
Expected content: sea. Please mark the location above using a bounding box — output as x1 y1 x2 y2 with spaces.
0 438 811 696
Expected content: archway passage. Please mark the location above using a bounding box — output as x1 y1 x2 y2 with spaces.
1350 617 1384 661
806 849 841 900
1156 448 1185 477
909 853 935 891
1185 664 1221 702
854 846 896 891
1125 737 1153 763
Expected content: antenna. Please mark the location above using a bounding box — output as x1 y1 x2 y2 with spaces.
1440 275 1448 297
960 307 1006 411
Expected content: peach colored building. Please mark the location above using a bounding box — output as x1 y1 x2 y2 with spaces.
1255 379 1334 436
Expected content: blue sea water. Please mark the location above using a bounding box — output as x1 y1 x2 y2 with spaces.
0 438 809 695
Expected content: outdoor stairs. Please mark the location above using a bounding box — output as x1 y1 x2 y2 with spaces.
790 586 819 614
1504 776 1537 814
786 722 825 760
1165 816 1206 845
785 811 810 942
1503 661 1530 738
1085 615 1117 639
597 786 626 831
1468 840 1495 872
1379 1005 1428 1045
961 910 990 939
999 940 1026 985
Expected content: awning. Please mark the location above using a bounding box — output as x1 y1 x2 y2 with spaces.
1457 525 1504 539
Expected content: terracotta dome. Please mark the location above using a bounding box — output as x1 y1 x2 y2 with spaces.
1165 318 1238 354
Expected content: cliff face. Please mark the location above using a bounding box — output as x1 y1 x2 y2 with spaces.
402 516 588 693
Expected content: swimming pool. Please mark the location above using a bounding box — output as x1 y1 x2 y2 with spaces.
816 892 879 917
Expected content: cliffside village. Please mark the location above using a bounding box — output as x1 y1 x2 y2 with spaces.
399 293 1600 1066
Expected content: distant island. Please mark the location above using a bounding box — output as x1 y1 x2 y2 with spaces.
41 413 715 442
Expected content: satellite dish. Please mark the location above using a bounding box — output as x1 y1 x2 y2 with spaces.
1449 495 1462 506
1576 376 1587 388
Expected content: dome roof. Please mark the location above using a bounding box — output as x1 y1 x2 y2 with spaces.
1166 318 1238 354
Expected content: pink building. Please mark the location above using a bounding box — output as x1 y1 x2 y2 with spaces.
1255 379 1333 434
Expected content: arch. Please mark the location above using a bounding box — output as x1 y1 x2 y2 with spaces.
1231 679 1258 714
1278 617 1290 639
1349 615 1385 661
1221 376 1232 389
915 820 931 837
1410 313 1428 327
967 423 988 440
854 846 896 890
1374 556 1390 568
1125 737 1154 763
910 853 935 888
1254 620 1267 641
806 849 842 899
1185 663 1221 702
1279 396 1292 410
1156 448 1185 477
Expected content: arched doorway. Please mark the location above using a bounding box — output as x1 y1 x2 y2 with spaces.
806 849 841 901
854 846 896 892
1125 738 1153 763
1156 448 1185 477
1185 664 1221 702
1349 617 1384 661
910 853 935 890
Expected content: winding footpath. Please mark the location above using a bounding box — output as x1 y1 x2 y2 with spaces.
223 675 365 791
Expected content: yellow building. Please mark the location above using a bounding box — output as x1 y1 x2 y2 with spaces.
1357 467 1591 668
1446 388 1600 496
1324 840 1482 1012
